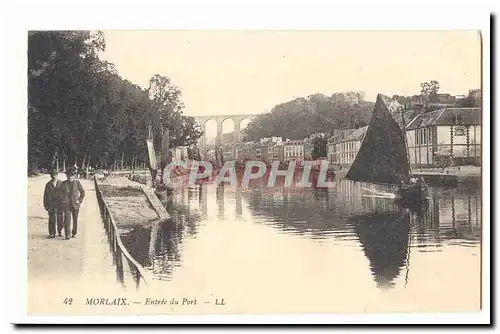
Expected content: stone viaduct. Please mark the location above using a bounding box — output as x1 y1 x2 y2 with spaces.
193 113 260 147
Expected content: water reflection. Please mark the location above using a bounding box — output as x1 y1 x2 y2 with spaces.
119 178 481 290
350 211 410 289
119 186 203 281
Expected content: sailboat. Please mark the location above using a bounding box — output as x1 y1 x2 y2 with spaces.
344 95 428 207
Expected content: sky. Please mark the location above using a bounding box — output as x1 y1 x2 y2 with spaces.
99 30 481 135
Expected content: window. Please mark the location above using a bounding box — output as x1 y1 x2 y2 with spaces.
454 126 466 136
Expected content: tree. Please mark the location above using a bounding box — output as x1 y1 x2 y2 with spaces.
146 74 202 149
420 80 440 102
243 91 373 141
311 136 327 159
28 31 202 172
28 31 107 170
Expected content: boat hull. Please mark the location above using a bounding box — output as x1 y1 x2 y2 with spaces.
395 184 429 209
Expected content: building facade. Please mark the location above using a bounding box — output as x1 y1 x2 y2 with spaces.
235 142 260 161
327 129 355 163
172 146 189 161
328 126 368 167
406 107 481 167
284 140 305 162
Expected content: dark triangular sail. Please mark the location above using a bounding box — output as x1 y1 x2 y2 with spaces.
345 95 410 185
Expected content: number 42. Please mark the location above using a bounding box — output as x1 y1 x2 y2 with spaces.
63 298 73 305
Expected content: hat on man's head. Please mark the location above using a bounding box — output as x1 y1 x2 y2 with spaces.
65 168 75 176
49 167 58 175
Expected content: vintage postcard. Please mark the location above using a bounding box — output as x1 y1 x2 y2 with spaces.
13 5 491 325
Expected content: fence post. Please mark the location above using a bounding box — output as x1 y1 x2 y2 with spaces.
95 180 147 291
136 270 141 290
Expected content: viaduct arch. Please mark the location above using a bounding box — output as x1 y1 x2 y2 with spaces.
194 113 260 147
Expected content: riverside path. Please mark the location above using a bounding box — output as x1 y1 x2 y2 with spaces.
27 173 122 314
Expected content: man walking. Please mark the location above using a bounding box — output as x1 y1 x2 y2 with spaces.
43 168 62 238
59 168 85 239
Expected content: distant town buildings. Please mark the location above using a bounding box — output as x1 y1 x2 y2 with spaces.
191 90 481 169
284 140 305 162
172 146 189 161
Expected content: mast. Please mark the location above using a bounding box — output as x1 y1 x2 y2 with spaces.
404 214 413 288
401 103 413 177
146 123 158 187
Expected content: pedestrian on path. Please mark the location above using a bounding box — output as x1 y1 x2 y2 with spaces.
59 168 85 239
43 168 63 238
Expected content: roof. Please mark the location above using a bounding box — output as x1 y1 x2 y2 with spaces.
406 107 480 130
330 126 368 144
328 129 355 143
344 126 368 142
284 140 304 145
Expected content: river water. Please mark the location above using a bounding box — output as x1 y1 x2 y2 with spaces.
120 178 481 313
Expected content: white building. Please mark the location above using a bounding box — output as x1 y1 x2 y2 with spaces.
284 140 305 162
328 126 368 167
405 107 481 166
172 146 189 161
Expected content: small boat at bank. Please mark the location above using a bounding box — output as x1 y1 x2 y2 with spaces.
344 95 428 208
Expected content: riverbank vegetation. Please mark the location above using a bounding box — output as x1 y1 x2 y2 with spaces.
28 31 202 172
243 92 374 141
242 81 479 142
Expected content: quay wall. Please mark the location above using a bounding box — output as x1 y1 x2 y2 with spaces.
334 169 480 187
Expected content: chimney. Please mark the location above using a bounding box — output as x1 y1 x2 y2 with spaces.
415 103 427 114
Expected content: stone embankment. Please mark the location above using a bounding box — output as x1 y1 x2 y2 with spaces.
97 175 169 231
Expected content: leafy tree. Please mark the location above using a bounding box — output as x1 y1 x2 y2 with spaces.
28 31 202 172
420 80 440 102
28 31 106 170
146 74 202 149
311 136 327 159
243 91 373 141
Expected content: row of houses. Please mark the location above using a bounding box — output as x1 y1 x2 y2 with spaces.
231 137 314 163
327 107 481 167
229 106 481 168
176 105 481 168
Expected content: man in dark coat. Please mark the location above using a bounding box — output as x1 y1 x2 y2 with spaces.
59 168 85 239
43 168 63 238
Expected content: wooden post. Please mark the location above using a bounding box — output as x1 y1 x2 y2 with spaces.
466 125 471 158
450 125 454 167
451 193 456 228
121 152 125 170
